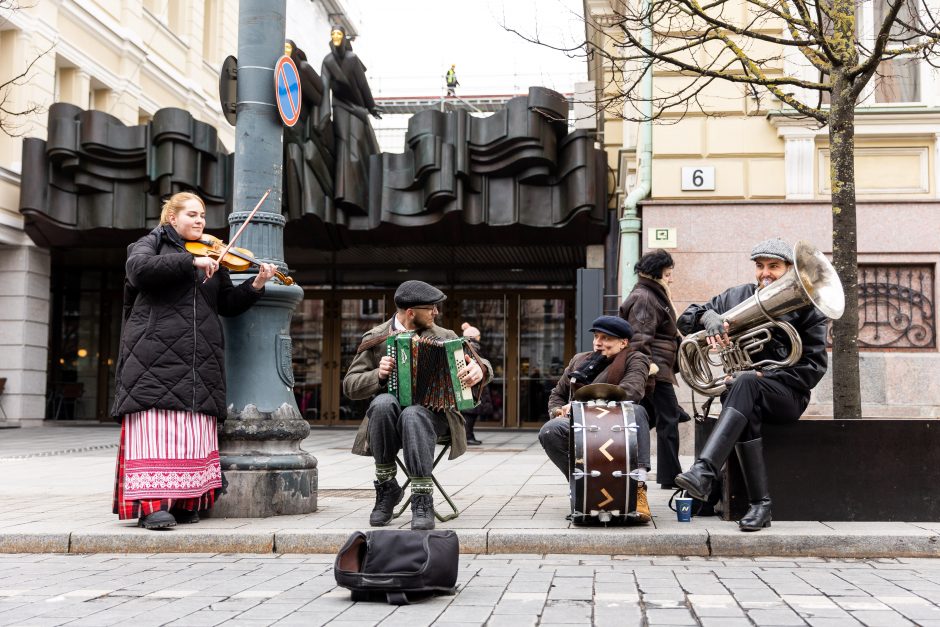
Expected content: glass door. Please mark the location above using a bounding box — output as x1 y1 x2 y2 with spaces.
291 298 325 422
47 267 122 421
518 296 573 427
337 294 387 424
452 295 507 427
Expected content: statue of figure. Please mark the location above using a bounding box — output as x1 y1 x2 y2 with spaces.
283 40 334 239
317 25 381 215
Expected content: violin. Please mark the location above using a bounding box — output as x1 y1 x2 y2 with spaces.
185 234 295 286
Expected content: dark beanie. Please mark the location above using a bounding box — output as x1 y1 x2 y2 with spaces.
589 315 634 340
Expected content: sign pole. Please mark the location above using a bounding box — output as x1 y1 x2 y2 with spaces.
210 0 316 518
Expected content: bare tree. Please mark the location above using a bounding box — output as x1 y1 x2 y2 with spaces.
512 0 940 419
0 0 44 137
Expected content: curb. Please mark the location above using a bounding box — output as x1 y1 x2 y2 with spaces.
2 529 938 558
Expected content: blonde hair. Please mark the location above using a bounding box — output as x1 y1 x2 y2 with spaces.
159 192 205 225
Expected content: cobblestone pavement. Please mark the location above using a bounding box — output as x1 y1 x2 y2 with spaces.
2 553 940 626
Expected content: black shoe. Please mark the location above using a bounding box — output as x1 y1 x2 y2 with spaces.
171 509 200 524
736 438 772 531
411 493 435 530
659 483 678 490
138 510 176 530
369 478 404 527
467 438 482 446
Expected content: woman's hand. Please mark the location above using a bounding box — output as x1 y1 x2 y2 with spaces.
193 256 219 280
251 263 278 290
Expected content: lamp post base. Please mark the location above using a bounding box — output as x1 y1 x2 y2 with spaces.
208 403 318 518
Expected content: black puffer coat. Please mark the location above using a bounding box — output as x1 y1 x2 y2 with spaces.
111 225 263 421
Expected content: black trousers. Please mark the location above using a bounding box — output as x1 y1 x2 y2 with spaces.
642 381 682 487
722 371 807 441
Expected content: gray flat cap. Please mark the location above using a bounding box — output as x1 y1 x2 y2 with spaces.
750 237 793 264
394 280 446 309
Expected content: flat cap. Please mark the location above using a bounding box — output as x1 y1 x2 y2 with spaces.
589 315 634 340
750 237 793 264
394 280 446 309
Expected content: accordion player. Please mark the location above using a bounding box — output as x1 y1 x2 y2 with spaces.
386 332 480 412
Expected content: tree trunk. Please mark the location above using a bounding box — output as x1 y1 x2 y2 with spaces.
827 69 862 419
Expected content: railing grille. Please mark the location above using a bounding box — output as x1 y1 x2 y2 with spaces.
856 264 935 349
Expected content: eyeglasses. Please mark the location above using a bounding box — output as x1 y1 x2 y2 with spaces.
411 305 439 312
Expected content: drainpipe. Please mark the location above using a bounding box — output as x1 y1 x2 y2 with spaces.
619 6 653 300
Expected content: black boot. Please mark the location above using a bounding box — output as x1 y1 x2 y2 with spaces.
369 478 404 527
735 438 772 531
411 492 435 531
675 407 748 501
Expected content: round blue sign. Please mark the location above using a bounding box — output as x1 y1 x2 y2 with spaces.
274 55 301 127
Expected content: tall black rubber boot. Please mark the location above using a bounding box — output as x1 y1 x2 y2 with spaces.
675 406 748 502
735 438 772 531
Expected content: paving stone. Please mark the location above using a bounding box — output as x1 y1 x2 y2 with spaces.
645 608 698 624
746 608 809 625
539 599 593 623
848 610 914 625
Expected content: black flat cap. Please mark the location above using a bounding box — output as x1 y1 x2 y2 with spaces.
394 280 446 309
589 315 634 340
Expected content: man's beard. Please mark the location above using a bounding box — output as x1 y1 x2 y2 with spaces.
413 317 433 331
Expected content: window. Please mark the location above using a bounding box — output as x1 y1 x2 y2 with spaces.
870 0 922 103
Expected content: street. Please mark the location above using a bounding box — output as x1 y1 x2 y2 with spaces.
2 553 940 626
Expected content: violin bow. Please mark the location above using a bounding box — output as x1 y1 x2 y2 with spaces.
203 188 271 282
217 188 271 262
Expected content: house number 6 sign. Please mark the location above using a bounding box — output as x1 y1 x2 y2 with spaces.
681 166 715 191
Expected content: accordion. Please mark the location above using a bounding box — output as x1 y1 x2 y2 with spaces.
386 332 478 412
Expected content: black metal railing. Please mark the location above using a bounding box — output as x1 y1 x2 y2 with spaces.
856 264 935 349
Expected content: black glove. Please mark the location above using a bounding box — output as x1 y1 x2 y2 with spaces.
701 310 725 337
570 351 612 385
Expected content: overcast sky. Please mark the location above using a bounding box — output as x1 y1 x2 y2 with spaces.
346 0 588 98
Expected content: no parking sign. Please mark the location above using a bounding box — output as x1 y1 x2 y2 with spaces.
274 55 301 127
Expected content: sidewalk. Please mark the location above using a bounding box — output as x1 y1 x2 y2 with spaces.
0 426 937 558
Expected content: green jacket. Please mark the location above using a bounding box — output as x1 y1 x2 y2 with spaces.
343 318 493 460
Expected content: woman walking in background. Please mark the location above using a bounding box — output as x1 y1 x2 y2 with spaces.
111 192 277 529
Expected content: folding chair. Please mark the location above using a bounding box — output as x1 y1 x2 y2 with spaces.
392 435 460 522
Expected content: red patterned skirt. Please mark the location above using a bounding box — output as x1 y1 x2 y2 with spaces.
113 409 223 520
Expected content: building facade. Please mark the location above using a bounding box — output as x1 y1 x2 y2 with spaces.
1 1 606 431
586 0 940 417
0 0 357 427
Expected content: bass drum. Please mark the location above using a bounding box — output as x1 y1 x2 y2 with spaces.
568 400 639 524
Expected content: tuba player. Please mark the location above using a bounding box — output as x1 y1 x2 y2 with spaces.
674 237 830 531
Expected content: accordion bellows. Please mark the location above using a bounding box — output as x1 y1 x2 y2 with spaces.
387 332 478 411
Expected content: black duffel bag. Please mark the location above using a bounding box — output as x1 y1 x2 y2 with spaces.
334 529 459 605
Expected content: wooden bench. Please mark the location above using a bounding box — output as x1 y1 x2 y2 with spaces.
696 417 940 522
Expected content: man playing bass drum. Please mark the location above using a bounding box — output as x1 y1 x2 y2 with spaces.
538 315 653 524
674 237 830 531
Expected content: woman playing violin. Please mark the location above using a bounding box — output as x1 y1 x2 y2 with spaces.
111 192 277 529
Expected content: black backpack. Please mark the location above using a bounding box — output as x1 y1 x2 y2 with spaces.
334 529 459 605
